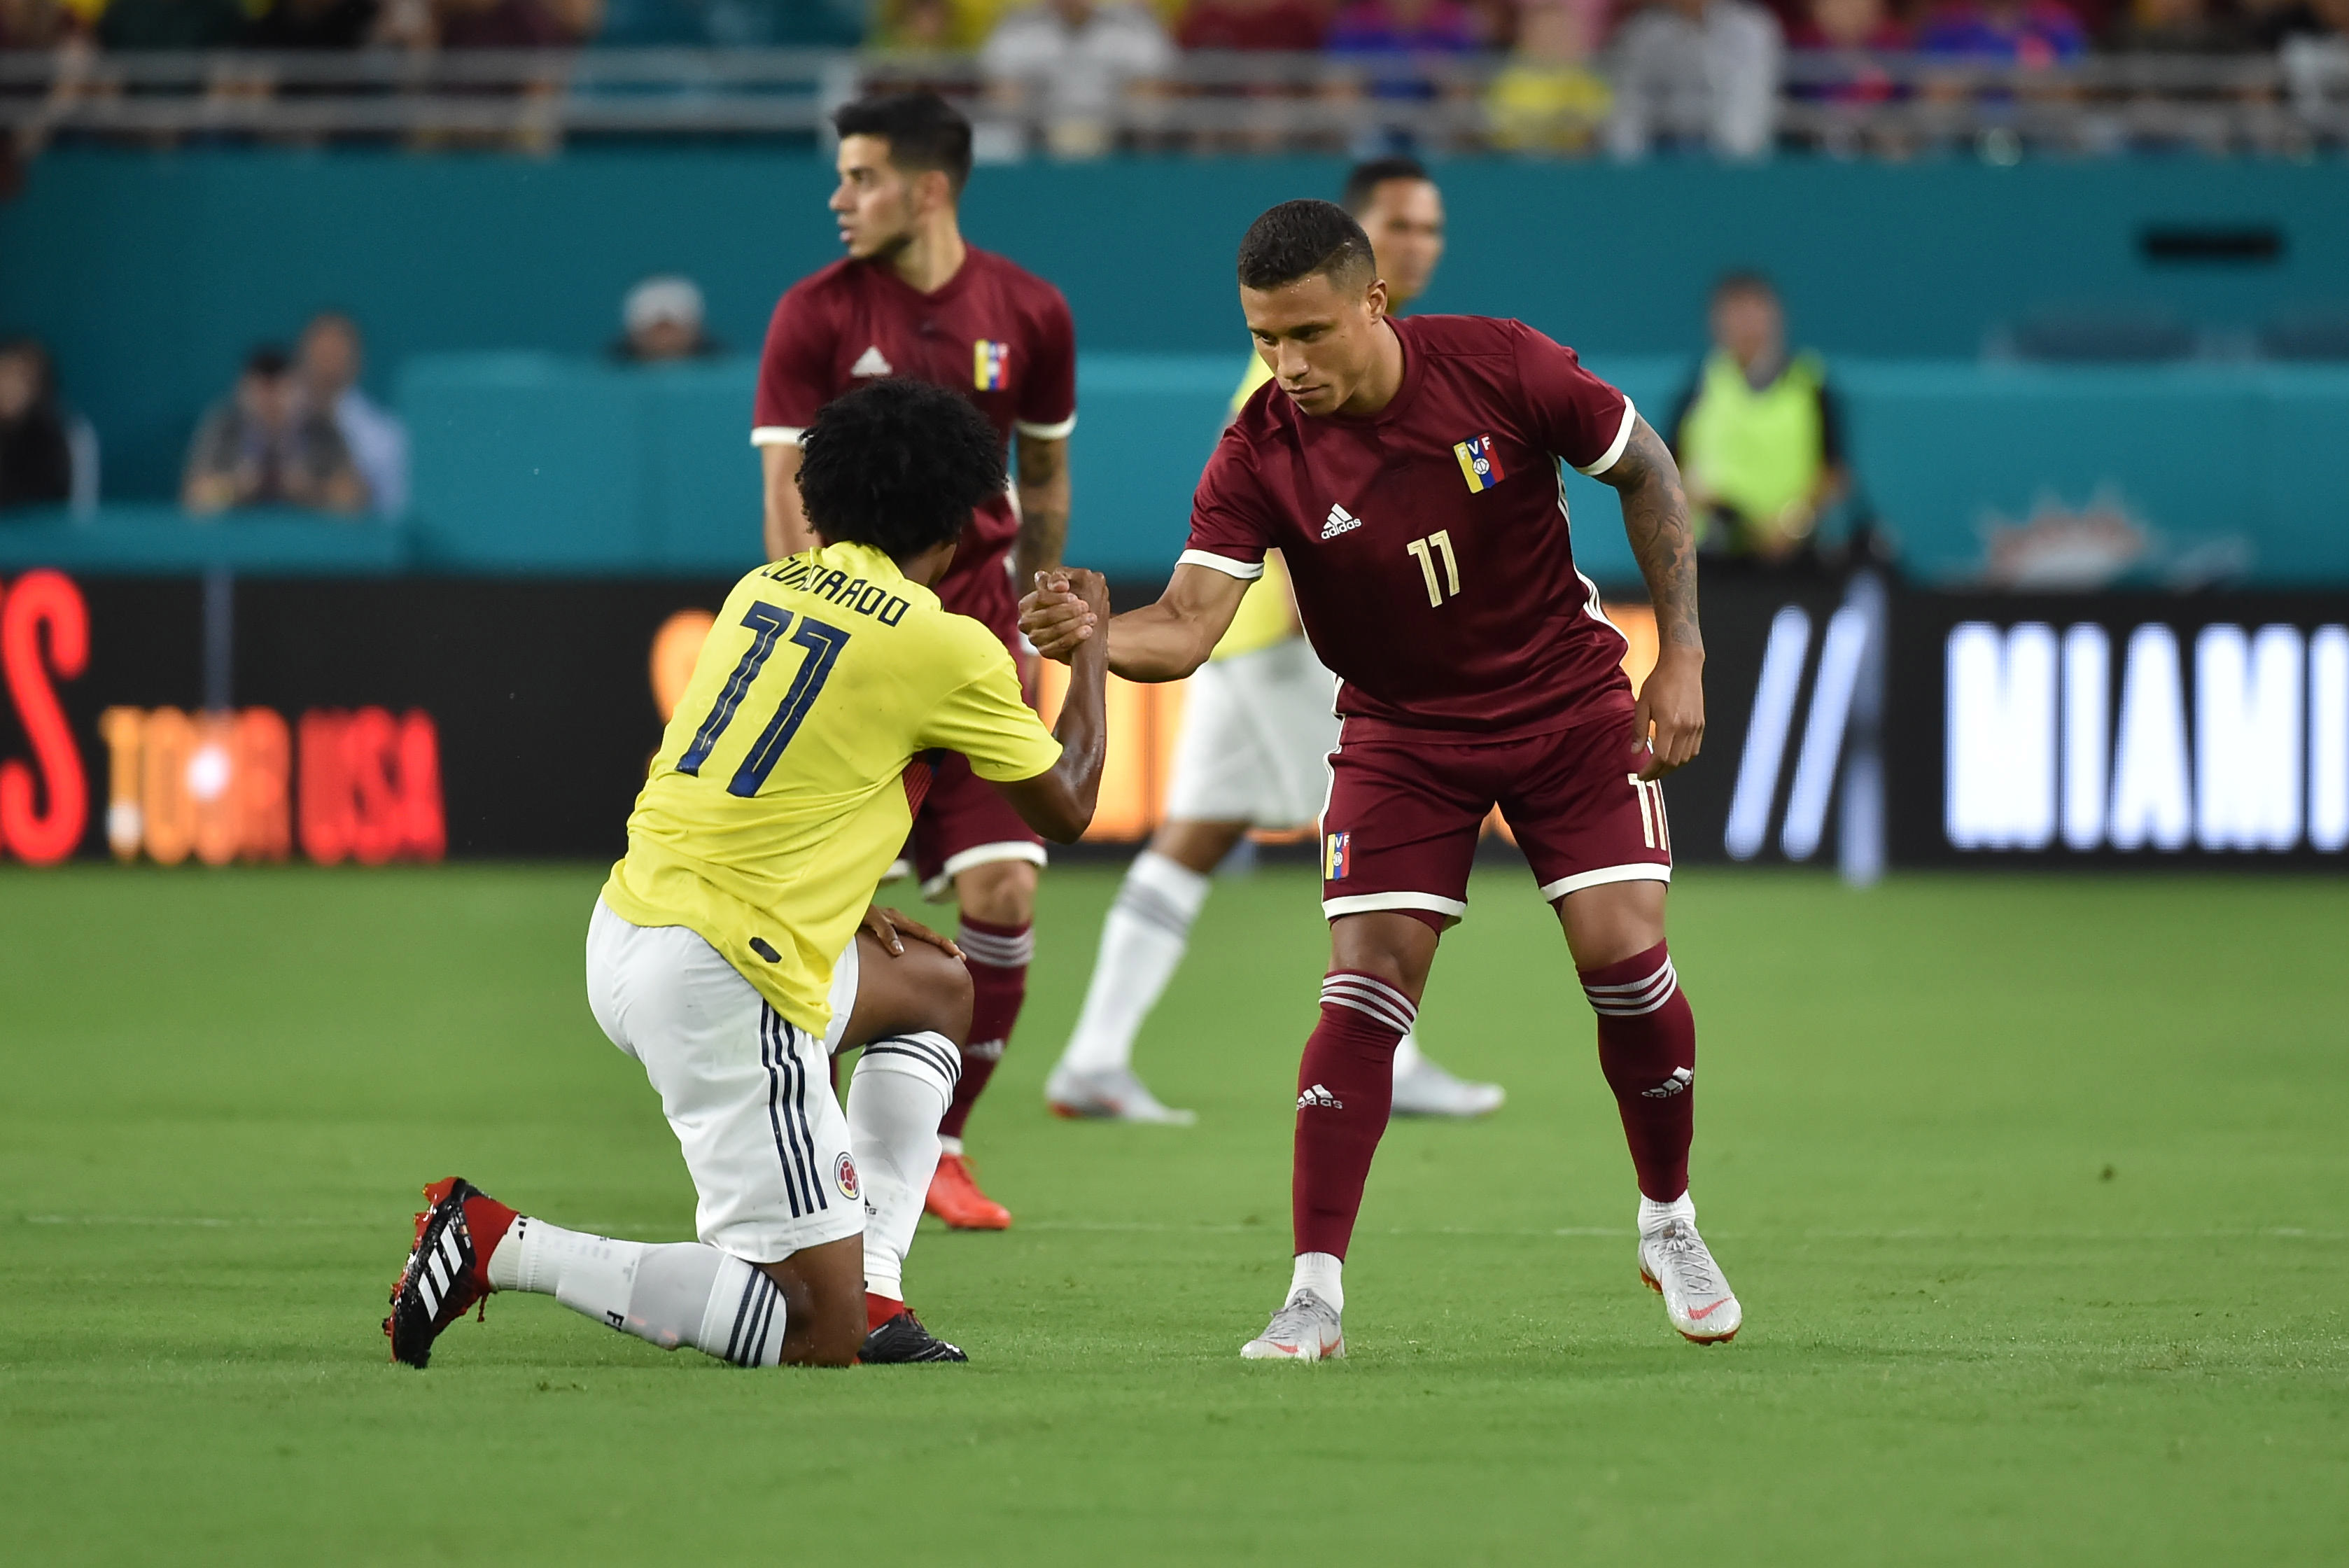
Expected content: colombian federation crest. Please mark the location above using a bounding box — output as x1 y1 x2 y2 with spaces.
1452 433 1505 493
974 340 1010 391
1324 831 1350 881
834 1152 860 1201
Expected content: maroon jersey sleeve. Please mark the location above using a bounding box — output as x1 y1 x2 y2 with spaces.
1512 321 1637 477
1014 286 1077 441
751 281 836 447
1179 428 1272 580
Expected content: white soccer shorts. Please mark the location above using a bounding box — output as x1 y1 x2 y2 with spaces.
1163 637 1342 830
585 899 864 1264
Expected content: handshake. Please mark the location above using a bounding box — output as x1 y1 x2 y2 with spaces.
1019 568 1112 664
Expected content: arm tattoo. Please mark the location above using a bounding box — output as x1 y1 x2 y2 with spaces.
1014 432 1070 587
1598 416 1702 653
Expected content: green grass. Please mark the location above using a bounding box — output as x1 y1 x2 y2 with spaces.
2 862 2346 1564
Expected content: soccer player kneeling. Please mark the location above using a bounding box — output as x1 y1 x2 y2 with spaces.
1023 200 1738 1357
386 379 1111 1370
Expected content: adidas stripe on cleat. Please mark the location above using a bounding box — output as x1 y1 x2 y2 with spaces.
384 1176 514 1368
860 1307 969 1364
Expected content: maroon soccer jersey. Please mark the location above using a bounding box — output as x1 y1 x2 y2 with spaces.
1184 314 1637 734
753 247 1078 641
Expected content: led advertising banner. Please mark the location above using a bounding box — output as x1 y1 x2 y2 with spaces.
1886 593 2349 865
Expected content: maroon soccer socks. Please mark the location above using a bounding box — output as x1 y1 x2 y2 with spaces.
1580 941 1697 1201
1291 969 1418 1260
939 915 1031 1141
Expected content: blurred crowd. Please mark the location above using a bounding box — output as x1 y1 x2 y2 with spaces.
2 0 2343 160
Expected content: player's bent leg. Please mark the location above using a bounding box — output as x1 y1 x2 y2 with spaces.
1556 879 1741 1344
385 1176 850 1369
1244 911 1440 1362
927 855 1035 1230
1048 817 1243 1124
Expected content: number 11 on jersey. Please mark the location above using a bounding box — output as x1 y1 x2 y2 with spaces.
676 601 853 797
1406 530 1461 607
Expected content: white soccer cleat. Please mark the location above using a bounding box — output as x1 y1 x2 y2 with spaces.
1391 1055 1505 1119
1638 1217 1742 1343
1044 1063 1197 1126
1240 1289 1345 1362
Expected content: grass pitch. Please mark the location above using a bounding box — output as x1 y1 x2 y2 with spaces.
1 861 2345 1565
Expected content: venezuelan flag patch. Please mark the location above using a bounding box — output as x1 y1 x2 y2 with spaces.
1452 433 1505 493
974 340 1010 391
1324 831 1350 881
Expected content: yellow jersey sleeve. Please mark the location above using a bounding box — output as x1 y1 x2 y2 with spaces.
1209 353 1300 664
920 620 1063 783
1230 351 1275 419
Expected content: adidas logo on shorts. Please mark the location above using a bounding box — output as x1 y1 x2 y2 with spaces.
1321 503 1362 540
1297 1083 1344 1110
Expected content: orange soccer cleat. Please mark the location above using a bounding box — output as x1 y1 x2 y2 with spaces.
924 1151 1011 1230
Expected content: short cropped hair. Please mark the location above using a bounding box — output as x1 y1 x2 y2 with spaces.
1341 155 1431 216
797 379 1004 561
1236 200 1377 293
1713 270 1777 304
832 92 974 198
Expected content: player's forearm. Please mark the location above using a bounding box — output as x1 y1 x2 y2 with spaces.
1012 435 1070 587
1105 604 1216 683
760 444 817 562
1607 419 1703 658
1035 632 1109 841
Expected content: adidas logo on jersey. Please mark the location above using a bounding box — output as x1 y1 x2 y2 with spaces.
1321 503 1362 540
850 346 893 377
1297 1083 1344 1110
1641 1067 1694 1100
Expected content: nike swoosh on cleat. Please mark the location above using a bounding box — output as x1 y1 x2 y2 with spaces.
1687 1298 1732 1320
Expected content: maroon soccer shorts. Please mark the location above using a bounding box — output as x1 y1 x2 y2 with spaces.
1318 706 1672 925
911 749 1047 897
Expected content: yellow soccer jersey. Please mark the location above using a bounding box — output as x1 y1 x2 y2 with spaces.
601 541 1061 1034
1212 353 1300 663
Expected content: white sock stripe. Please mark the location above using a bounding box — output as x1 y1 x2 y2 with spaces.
860 1034 962 1086
1321 972 1416 1016
957 927 1034 967
1582 958 1676 995
1319 980 1417 1033
1114 882 1197 937
1585 967 1676 1009
1587 978 1680 1016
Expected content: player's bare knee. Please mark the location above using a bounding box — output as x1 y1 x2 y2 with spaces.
955 859 1035 927
911 941 975 1043
1151 818 1247 874
1328 911 1440 1000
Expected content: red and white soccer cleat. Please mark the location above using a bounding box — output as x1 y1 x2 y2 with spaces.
924 1152 1011 1230
384 1177 517 1368
1639 1217 1742 1344
1239 1289 1345 1362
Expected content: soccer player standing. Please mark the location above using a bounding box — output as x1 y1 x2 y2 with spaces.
1023 201 1739 1357
386 381 1111 1371
753 92 1079 1231
1046 155 1503 1126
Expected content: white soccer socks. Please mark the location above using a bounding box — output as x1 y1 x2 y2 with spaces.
486 1219 785 1367
1637 1191 1696 1238
1286 1250 1345 1314
1058 850 1212 1075
846 1030 961 1303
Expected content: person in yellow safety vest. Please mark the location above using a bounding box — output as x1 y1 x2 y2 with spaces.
1667 271 1849 566
1044 155 1507 1126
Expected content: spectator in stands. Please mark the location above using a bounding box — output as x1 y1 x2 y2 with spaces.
1487 0 1613 152
298 312 409 519
1325 0 1485 99
0 337 72 514
871 0 965 47
245 0 382 48
94 0 247 48
1789 0 1913 97
1915 0 2087 66
2107 0 2252 50
1 0 80 48
596 0 861 45
1179 0 1326 50
183 346 366 517
612 275 722 363
1667 272 1849 566
1606 0 1786 160
981 0 1174 158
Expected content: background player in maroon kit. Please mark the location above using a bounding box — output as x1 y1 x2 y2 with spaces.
1022 200 1741 1357
754 92 1077 1231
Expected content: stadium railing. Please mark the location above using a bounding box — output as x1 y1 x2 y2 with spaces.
2 46 2345 155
